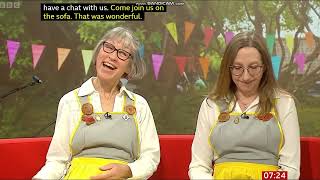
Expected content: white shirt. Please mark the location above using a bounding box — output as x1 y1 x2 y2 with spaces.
34 77 160 179
189 92 300 179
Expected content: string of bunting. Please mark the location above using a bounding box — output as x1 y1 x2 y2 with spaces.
2 22 316 81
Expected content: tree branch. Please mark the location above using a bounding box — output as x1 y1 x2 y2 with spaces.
275 4 287 80
243 0 255 25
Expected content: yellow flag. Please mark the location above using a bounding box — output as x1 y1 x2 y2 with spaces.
82 50 93 75
166 22 178 45
285 34 294 54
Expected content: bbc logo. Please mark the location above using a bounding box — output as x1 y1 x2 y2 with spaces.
0 1 20 9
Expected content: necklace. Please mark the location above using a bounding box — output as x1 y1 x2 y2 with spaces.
238 98 255 110
238 101 249 110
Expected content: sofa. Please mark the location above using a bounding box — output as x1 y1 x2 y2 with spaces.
0 135 319 179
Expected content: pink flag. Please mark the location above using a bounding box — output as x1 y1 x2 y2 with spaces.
32 44 46 69
175 56 188 76
294 53 305 73
6 40 20 68
203 27 214 48
225 31 234 44
152 54 164 80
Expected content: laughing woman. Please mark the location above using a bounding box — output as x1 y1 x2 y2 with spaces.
34 27 160 179
189 32 300 179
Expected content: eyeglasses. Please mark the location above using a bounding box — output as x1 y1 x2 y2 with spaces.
229 65 264 76
102 42 132 61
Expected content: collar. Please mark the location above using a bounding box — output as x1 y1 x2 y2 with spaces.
78 77 134 100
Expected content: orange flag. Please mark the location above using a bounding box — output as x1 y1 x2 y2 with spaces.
199 57 210 80
305 32 314 48
57 48 71 70
184 21 195 44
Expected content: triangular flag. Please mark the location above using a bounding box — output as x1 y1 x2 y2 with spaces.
6 40 20 68
152 54 164 80
165 22 178 45
184 21 195 44
32 44 45 69
271 56 281 80
138 44 144 59
175 56 188 76
203 27 214 48
266 34 275 55
210 58 221 72
285 34 294 54
57 48 71 70
294 53 305 74
305 32 314 48
225 31 234 45
199 57 210 80
150 32 162 49
81 50 93 75
195 78 207 90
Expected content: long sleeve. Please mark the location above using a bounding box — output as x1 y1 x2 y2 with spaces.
189 99 215 180
127 96 160 179
33 94 74 179
277 96 300 179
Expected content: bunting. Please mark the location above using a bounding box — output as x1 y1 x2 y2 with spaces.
175 56 188 76
199 57 209 80
266 34 275 55
139 44 144 59
165 22 178 45
6 40 20 68
285 34 294 54
271 56 281 80
152 54 164 80
57 48 71 70
81 50 93 75
184 21 195 44
225 31 234 45
203 27 214 48
32 44 45 69
305 32 314 48
294 53 305 74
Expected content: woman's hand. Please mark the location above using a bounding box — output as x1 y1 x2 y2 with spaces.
90 164 132 180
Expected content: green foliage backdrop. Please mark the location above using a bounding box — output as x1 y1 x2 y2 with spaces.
0 1 319 138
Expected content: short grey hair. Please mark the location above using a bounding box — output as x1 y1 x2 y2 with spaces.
92 27 146 80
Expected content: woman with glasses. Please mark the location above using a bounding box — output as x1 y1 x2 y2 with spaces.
34 27 160 180
189 32 300 179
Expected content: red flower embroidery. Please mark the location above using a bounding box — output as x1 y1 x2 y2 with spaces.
82 115 95 125
256 112 273 121
218 112 230 122
125 105 136 115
